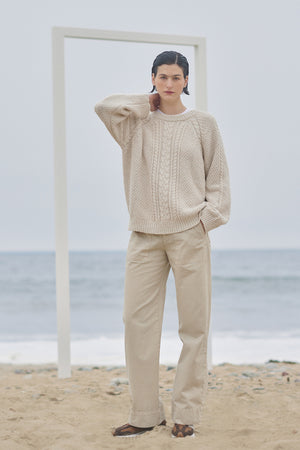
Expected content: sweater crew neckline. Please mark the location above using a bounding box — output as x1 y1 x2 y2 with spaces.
157 108 190 115
151 108 196 121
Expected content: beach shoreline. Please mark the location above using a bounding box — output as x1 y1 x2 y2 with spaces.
1 361 300 449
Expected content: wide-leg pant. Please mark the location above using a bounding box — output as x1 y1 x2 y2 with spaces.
122 220 212 427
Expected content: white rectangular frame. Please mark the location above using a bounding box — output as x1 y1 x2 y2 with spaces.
52 26 210 378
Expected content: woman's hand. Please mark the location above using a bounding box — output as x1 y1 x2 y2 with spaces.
149 93 160 111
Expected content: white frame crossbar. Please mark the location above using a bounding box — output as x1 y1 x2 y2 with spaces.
52 26 210 378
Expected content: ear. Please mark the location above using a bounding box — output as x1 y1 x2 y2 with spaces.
151 73 155 84
184 75 189 87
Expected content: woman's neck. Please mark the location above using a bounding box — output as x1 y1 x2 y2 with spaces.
158 99 187 115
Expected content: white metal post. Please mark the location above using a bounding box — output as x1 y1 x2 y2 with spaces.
194 40 213 371
52 28 71 378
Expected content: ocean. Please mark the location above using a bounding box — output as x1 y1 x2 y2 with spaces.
0 249 299 365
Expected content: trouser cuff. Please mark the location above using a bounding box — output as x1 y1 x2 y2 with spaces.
172 406 203 426
128 398 166 427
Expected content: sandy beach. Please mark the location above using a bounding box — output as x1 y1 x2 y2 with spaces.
1 361 300 450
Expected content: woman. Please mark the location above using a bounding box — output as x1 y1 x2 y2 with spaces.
94 50 231 438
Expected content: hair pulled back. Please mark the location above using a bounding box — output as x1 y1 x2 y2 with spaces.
150 50 190 95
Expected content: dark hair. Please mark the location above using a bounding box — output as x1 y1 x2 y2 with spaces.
150 50 190 95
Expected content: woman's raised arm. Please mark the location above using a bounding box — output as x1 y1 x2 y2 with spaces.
94 93 151 151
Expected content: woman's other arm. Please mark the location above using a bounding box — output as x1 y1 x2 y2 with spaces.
199 114 231 233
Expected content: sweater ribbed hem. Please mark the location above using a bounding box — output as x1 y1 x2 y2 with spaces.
128 216 203 235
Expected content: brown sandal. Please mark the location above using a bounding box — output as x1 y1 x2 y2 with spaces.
171 423 195 438
112 419 167 437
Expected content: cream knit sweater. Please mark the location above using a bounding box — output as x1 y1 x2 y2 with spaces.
94 93 231 234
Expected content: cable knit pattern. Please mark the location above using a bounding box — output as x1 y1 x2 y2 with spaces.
94 93 231 234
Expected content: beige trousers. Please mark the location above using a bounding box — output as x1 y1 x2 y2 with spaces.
122 220 212 427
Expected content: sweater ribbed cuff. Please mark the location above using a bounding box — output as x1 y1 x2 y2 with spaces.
199 206 229 233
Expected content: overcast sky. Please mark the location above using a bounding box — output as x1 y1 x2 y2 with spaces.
1 0 299 251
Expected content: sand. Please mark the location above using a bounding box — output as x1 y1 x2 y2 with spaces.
1 361 300 450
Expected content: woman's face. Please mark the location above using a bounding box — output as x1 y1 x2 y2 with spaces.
152 64 188 101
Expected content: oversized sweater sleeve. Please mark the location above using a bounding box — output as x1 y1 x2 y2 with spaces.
94 93 150 151
198 114 231 233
